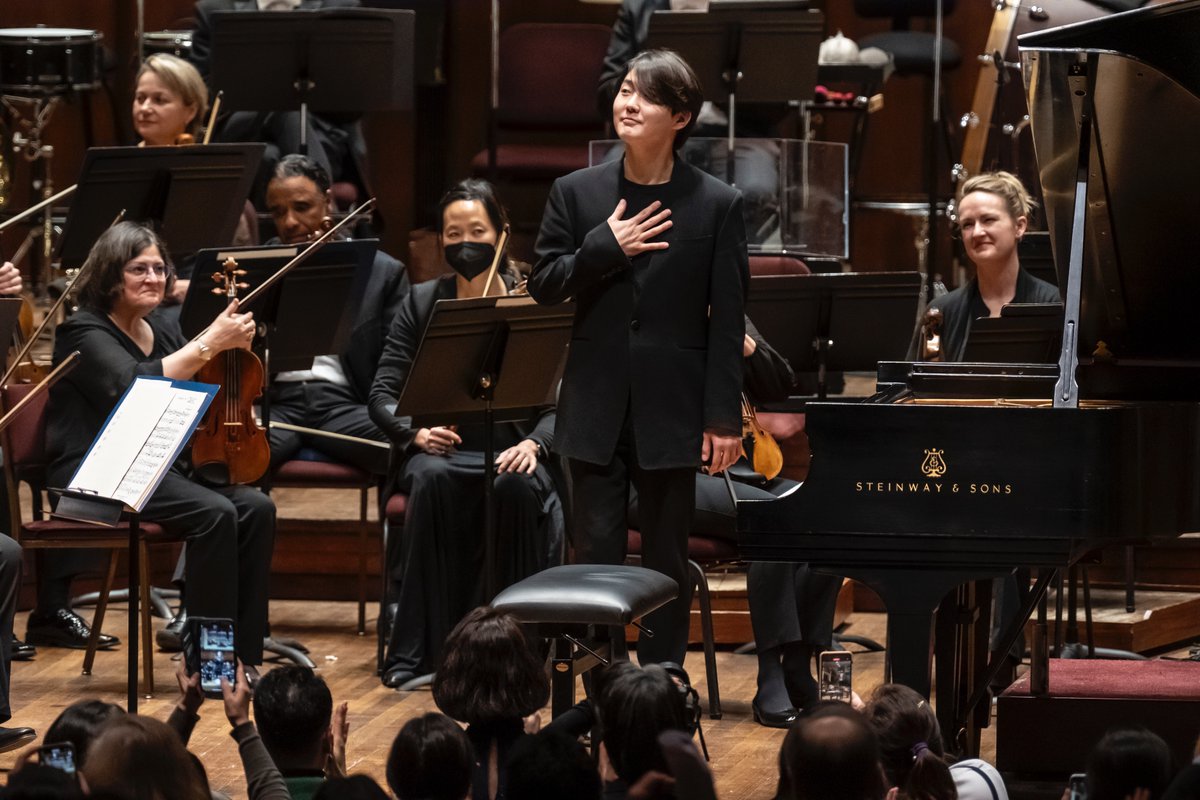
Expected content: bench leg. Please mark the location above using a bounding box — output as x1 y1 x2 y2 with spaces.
690 559 722 719
552 636 575 718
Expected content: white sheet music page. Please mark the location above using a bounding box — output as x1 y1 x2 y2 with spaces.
68 376 214 512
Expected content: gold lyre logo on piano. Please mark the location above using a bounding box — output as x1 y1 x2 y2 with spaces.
921 448 947 478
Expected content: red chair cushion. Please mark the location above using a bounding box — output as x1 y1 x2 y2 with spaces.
22 518 171 545
470 144 592 181
271 460 372 488
384 492 408 522
626 529 740 563
749 255 811 276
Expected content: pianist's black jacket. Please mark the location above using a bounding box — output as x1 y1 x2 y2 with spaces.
907 268 1060 362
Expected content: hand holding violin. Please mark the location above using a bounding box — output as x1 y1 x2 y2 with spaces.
0 262 22 297
205 300 257 352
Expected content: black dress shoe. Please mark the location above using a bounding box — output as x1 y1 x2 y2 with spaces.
156 610 187 653
752 697 799 729
11 636 35 661
382 666 417 689
26 609 120 650
0 726 36 753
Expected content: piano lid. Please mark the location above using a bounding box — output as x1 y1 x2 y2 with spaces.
1019 1 1200 367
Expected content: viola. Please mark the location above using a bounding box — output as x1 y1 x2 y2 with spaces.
191 256 269 485
741 393 783 481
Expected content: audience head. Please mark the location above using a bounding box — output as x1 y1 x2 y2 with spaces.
595 661 690 786
312 775 391 800
386 712 473 800
74 221 176 314
780 702 887 800
253 665 334 770
1086 728 1173 800
433 606 549 726
863 684 955 800
81 714 209 800
617 49 703 150
133 54 207 145
44 699 125 771
0 763 86 800
507 730 602 800
435 179 513 282
267 154 334 244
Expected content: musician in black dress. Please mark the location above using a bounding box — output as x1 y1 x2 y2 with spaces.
908 171 1060 686
908 171 1059 361
36 222 274 670
369 180 563 689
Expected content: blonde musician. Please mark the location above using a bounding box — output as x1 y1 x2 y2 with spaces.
133 53 207 148
910 171 1059 361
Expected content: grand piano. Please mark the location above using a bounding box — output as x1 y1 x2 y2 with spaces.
737 0 1200 746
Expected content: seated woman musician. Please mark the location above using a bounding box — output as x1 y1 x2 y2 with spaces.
34 222 274 669
910 170 1059 361
368 179 563 689
264 154 409 476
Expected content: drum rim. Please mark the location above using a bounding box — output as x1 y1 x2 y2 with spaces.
0 28 102 40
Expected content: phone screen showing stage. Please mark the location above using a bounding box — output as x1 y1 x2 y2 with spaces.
37 743 76 775
818 650 853 701
198 620 237 695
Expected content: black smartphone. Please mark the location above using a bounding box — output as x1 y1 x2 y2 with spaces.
35 742 76 775
818 650 853 701
1069 773 1087 800
184 616 237 698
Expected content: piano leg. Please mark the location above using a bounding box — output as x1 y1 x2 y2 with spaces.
935 579 992 758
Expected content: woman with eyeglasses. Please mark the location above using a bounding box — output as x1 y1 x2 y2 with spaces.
910 171 1059 361
34 222 274 674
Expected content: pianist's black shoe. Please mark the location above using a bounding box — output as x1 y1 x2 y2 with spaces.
0 726 35 754
26 608 120 650
156 610 187 653
11 636 35 661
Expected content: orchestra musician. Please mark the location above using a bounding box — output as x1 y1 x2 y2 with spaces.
34 222 274 675
264 154 409 475
528 49 747 667
369 179 563 689
909 171 1060 361
907 171 1060 688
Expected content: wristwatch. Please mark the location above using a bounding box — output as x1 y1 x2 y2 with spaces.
196 338 213 362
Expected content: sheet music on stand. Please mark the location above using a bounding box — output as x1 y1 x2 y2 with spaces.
60 376 217 517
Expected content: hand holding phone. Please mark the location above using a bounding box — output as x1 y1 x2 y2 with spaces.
35 743 76 775
1069 773 1087 800
818 650 853 702
183 617 237 699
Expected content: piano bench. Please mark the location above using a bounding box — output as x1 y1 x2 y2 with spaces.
492 564 677 718
996 659 1200 780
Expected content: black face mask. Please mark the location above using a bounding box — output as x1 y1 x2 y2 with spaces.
444 241 496 280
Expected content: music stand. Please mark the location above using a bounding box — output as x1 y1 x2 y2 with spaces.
746 272 924 398
961 303 1064 364
56 144 264 269
647 8 823 151
210 8 415 146
395 296 575 598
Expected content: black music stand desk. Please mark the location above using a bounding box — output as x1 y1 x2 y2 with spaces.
210 8 415 145
394 296 575 598
57 144 264 269
746 272 924 398
961 303 1064 364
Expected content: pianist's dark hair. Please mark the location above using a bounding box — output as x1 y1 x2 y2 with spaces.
622 49 704 150
273 153 332 196
959 170 1036 223
863 684 956 800
74 221 176 313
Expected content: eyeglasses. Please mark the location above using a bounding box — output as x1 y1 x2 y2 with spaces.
124 263 169 279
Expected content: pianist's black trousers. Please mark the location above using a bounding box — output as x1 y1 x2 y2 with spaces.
570 432 695 668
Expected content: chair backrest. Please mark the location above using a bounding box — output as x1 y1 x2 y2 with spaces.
1 383 49 477
748 254 811 277
495 23 612 131
854 0 958 27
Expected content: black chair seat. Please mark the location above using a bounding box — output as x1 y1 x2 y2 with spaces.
859 30 961 75
492 564 676 628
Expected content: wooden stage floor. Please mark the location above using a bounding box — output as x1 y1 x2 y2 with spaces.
0 601 918 799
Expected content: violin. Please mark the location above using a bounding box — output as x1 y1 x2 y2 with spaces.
191 256 269 485
919 307 944 362
741 393 783 481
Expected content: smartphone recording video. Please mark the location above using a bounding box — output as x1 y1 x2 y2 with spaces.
35 743 76 775
185 617 237 698
818 650 853 702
